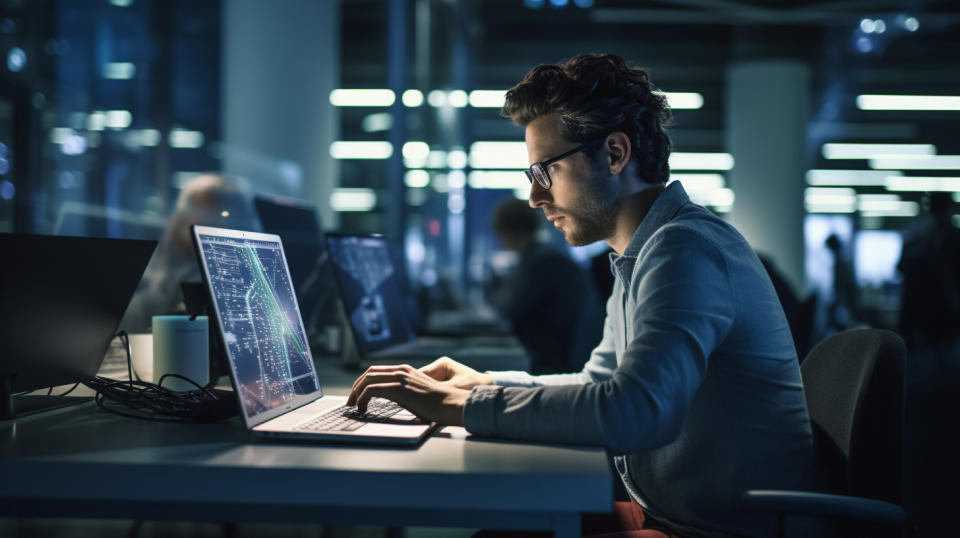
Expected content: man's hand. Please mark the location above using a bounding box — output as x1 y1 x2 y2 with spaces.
347 364 472 426
419 356 495 390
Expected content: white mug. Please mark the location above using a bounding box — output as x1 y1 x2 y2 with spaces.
152 315 209 391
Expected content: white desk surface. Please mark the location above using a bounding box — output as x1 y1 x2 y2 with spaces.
0 360 612 536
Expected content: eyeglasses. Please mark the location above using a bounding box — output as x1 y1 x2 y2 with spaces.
524 136 607 191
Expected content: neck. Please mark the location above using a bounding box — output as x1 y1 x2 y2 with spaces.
606 184 666 255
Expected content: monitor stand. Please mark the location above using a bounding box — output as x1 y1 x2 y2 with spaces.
1 375 91 420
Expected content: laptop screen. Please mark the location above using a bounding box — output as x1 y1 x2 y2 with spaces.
325 234 416 356
194 227 321 423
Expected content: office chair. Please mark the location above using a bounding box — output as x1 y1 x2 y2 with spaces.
742 329 907 537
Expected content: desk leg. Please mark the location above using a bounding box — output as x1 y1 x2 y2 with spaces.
553 512 580 538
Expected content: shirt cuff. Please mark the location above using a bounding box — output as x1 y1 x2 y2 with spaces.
463 385 502 437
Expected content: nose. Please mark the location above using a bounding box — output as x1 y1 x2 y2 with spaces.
528 180 551 208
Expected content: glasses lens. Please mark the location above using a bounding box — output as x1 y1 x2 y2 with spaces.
531 164 551 190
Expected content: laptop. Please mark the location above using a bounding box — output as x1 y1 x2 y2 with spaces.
324 233 527 369
191 225 436 445
1 233 157 418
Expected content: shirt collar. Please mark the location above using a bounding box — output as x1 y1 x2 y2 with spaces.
620 180 691 259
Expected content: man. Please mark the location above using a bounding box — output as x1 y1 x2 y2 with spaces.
490 197 599 374
348 54 814 537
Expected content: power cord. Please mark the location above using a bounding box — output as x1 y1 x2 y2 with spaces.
82 331 238 423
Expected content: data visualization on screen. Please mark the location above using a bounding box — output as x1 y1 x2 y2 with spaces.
198 234 319 419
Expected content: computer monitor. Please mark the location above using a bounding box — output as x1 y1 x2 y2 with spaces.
253 195 335 341
324 233 416 356
0 233 157 418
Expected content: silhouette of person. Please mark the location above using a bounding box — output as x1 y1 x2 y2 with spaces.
897 192 960 350
825 234 858 330
490 197 598 374
120 173 259 333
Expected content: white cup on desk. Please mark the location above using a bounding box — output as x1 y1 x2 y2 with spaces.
152 315 209 391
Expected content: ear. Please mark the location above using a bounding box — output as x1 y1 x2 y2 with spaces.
606 132 631 175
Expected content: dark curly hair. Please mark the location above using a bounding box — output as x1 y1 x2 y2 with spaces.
502 53 673 185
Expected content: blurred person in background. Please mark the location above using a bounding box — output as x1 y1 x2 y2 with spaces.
825 233 858 331
898 192 960 353
120 173 260 333
490 197 599 374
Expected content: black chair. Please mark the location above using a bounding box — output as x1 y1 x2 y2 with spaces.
742 329 906 537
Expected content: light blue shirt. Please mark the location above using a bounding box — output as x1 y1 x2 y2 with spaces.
464 182 815 537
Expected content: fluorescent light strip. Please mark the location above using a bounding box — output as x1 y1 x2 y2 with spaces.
105 110 132 129
668 174 725 191
447 149 468 169
404 170 430 188
884 176 960 192
402 141 430 168
330 188 377 211
402 90 424 107
329 89 395 107
169 129 204 148
330 141 393 159
857 94 960 111
860 201 920 218
660 92 704 110
807 169 903 186
669 153 734 171
822 143 936 160
687 188 735 211
870 156 960 170
448 90 468 108
102 62 135 80
469 90 506 108
468 171 528 190
805 187 857 213
469 141 528 169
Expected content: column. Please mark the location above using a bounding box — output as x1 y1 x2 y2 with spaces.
221 0 339 228
726 60 810 293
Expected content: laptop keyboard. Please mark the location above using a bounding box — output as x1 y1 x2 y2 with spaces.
295 398 406 432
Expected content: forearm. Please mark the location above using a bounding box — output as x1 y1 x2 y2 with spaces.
487 369 594 387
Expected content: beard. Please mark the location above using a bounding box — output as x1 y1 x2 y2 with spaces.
551 172 620 246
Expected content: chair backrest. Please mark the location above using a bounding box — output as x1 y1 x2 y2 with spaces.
800 329 906 505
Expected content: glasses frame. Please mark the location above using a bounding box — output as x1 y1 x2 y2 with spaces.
524 136 607 191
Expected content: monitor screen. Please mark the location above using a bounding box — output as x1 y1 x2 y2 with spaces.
325 235 416 355
195 229 320 421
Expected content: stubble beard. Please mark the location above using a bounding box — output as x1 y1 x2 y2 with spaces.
561 173 620 246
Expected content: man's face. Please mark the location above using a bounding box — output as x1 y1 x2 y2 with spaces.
525 114 619 246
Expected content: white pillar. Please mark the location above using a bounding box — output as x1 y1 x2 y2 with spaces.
726 60 810 293
221 0 339 228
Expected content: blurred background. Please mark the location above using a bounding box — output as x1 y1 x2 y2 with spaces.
0 0 958 352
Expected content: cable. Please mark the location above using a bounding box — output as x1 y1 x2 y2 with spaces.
81 332 238 423
52 383 80 397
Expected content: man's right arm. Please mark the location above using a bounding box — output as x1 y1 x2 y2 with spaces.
460 289 620 388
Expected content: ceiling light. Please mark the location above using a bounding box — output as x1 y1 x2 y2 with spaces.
857 94 960 111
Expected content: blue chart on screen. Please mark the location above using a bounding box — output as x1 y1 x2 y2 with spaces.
199 235 318 418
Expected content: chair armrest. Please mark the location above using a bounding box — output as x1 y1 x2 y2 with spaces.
741 489 904 524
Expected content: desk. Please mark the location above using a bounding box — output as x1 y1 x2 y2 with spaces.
0 363 612 537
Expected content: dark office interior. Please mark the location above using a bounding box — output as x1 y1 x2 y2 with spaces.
1 1 958 537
